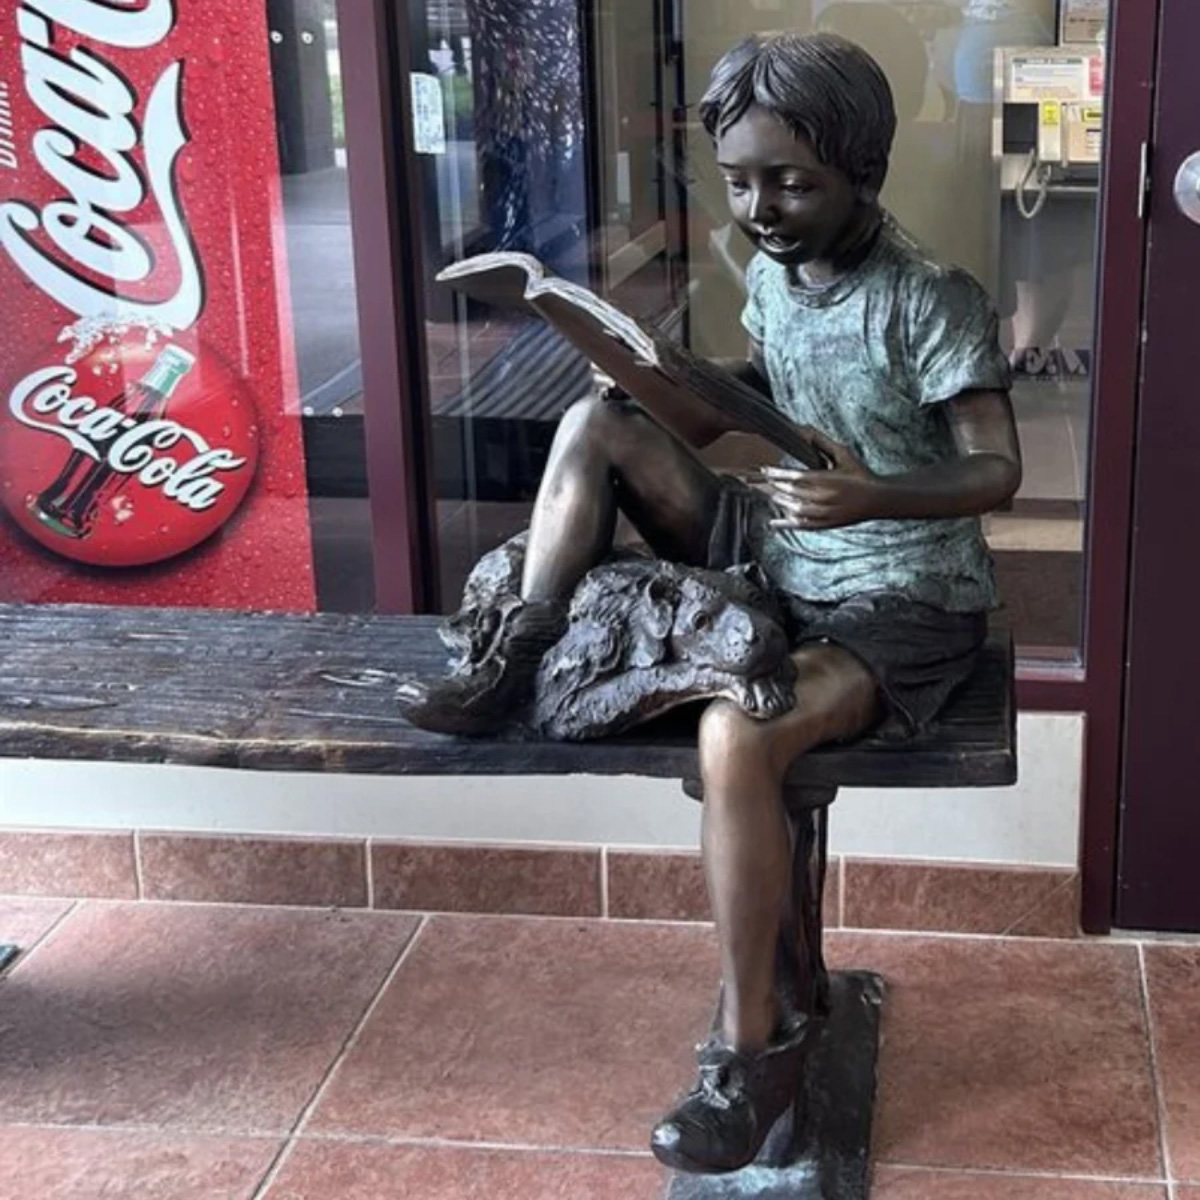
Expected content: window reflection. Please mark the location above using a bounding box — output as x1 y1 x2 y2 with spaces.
416 0 1104 660
420 1 597 602
268 0 374 612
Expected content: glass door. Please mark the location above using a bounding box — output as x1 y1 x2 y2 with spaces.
679 0 1108 668
406 0 686 607
402 0 1109 660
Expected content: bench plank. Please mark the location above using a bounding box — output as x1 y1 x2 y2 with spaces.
0 605 1015 788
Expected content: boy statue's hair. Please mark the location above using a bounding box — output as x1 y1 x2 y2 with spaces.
699 31 897 197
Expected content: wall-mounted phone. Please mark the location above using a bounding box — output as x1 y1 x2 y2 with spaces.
994 47 1104 219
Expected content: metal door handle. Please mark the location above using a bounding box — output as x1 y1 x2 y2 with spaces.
1174 152 1200 223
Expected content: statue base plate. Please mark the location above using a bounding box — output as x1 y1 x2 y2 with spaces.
665 970 885 1200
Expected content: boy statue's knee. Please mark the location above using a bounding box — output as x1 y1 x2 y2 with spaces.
699 700 778 778
558 390 638 441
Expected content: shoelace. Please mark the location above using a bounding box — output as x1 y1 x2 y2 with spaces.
692 1043 745 1111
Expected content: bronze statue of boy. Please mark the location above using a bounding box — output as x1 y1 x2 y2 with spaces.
402 32 1021 1176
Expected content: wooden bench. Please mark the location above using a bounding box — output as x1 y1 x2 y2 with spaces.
0 603 1016 1199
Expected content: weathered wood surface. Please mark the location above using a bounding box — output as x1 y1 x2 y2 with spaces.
0 605 1015 787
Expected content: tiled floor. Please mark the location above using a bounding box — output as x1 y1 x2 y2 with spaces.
1 896 1196 1199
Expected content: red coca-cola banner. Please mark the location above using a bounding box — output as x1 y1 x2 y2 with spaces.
0 0 316 609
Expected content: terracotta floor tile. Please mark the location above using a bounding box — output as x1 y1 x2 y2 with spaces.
1142 945 1200 1182
0 903 419 1133
0 830 136 898
139 833 368 908
872 1168 1166 1198
1006 875 1082 938
307 915 719 1149
0 896 73 954
605 850 839 926
842 860 1073 936
266 1140 667 1199
0 1126 280 1199
372 842 601 917
826 934 1162 1177
605 850 709 922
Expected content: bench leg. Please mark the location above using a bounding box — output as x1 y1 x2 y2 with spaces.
670 785 885 1199
775 800 832 1028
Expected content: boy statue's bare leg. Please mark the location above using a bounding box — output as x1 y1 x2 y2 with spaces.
700 646 878 1048
520 392 721 602
650 647 879 1175
527 398 882 1046
398 393 722 731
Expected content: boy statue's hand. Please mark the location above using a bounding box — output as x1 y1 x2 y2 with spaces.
753 393 1022 531
757 430 882 531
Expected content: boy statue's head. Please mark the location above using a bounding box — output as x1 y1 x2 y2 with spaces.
701 31 896 199
699 32 897 275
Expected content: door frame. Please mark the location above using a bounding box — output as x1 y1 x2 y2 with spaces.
1068 0 1159 933
338 0 440 613
1107 0 1200 930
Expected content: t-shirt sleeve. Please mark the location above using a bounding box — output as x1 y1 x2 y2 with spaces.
907 267 1012 405
740 253 768 344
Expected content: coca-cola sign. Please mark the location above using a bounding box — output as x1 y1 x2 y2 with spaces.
10 363 247 515
0 0 314 607
1 2 202 328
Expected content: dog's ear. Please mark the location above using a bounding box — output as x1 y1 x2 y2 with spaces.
643 575 678 641
612 574 672 669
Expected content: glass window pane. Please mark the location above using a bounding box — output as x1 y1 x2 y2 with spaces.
414 0 1104 667
416 0 689 608
416 1 596 604
681 1 1102 665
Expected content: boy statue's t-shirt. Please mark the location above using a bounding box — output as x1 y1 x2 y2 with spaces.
740 214 1012 613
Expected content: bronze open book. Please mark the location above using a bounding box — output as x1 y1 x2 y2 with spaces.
435 252 827 470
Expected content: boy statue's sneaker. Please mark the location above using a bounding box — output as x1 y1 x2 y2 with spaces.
650 1022 808 1175
396 598 567 736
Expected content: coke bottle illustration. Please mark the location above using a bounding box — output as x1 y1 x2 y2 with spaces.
29 345 197 540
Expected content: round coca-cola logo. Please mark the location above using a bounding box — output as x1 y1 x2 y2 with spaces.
0 320 259 567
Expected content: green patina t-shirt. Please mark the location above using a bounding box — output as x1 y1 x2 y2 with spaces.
741 215 1012 613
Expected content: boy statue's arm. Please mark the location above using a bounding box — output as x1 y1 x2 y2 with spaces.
762 389 1022 530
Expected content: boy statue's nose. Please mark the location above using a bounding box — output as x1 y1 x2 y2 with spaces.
749 194 779 227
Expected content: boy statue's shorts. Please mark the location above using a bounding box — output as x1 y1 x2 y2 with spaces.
708 478 987 739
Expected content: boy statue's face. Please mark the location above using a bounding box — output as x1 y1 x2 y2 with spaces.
715 105 861 275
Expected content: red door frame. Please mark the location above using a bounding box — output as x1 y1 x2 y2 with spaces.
1111 0 1200 930
1059 0 1158 934
340 0 1160 933
337 0 440 614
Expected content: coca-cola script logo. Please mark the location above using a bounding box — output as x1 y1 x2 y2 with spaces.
0 1 267 569
1 0 202 328
0 325 259 567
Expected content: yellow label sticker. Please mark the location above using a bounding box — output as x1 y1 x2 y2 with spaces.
1040 100 1062 126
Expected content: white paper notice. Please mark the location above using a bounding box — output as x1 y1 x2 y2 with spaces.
1059 0 1108 45
411 73 447 155
1008 54 1089 103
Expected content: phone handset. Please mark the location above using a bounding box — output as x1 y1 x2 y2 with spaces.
1016 150 1052 220
1016 100 1061 220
